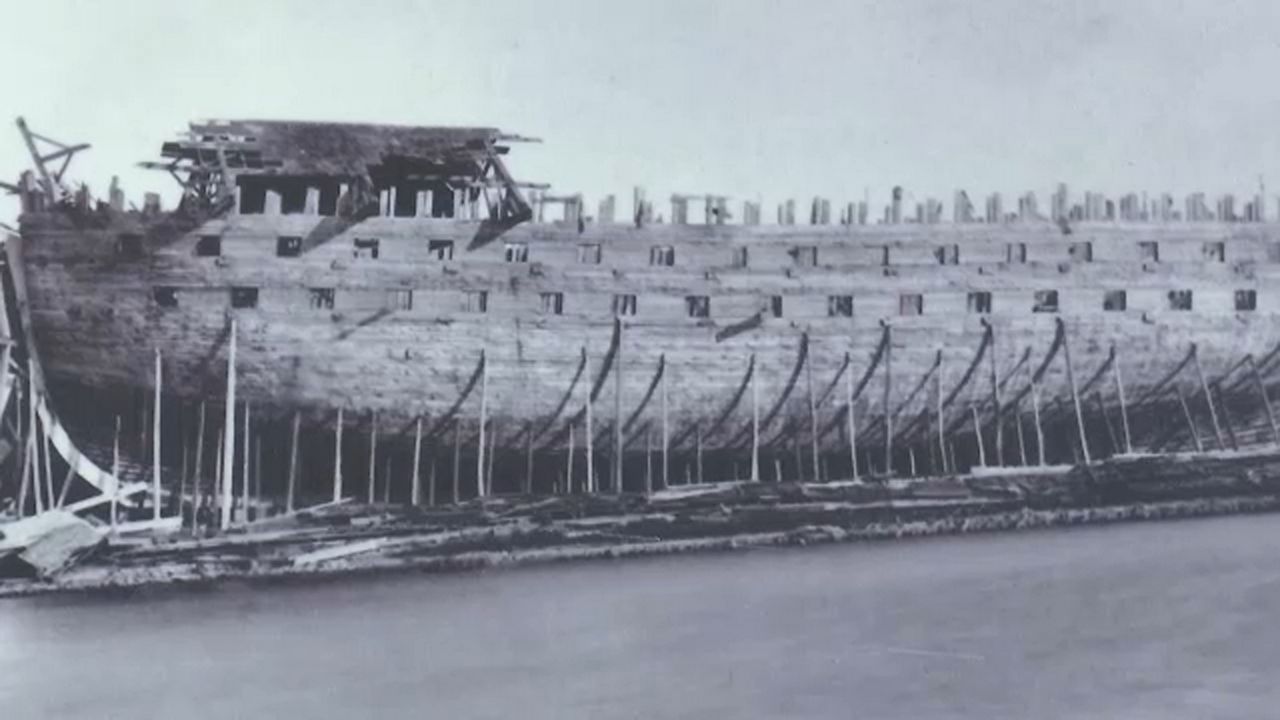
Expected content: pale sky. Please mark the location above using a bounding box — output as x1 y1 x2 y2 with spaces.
3 0 1279 225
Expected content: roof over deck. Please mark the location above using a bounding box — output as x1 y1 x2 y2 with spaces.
159 119 530 177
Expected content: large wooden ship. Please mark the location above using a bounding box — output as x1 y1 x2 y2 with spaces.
6 117 1280 513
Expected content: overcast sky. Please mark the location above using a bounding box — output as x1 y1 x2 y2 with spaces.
3 0 1279 225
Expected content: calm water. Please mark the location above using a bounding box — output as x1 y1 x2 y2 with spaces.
3 515 1280 719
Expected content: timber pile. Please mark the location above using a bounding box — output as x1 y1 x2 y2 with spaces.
5 451 1280 597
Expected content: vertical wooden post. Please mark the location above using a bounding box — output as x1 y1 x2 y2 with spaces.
41 405 53 511
1113 347 1134 454
428 447 438 506
110 416 121 532
287 410 300 512
254 430 263 512
477 350 488 499
751 355 761 482
806 344 820 482
1031 380 1045 466
215 428 224 522
585 349 594 493
220 318 237 531
1212 383 1239 451
383 457 392 503
773 456 783 484
1191 345 1226 450
15 386 28 518
451 418 462 503
935 355 946 474
1247 355 1280 444
524 423 534 495
696 427 704 484
614 323 624 493
486 422 497 495
242 403 252 523
332 407 344 502
192 401 207 528
883 325 893 475
661 355 669 489
971 405 987 467
410 416 423 506
367 412 378 504
1014 402 1028 466
1093 393 1120 455
153 348 162 520
908 447 917 477
1060 320 1092 464
846 353 859 481
986 326 1003 466
644 429 653 495
178 404 190 520
567 422 576 494
1175 385 1204 452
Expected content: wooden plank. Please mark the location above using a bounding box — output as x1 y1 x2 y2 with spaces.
367 412 378 504
477 350 488 498
751 353 760 482
410 416 422 506
242 403 252 524
220 319 237 530
287 410 301 512
332 407 344 502
153 348 162 520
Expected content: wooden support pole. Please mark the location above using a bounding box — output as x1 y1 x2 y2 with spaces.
971 404 987 467
254 430 263 512
451 418 462 502
883 325 894 475
41 404 52 511
696 427 704 485
1015 403 1028 466
1212 383 1239 451
1113 347 1134 454
410 417 423 506
585 349 594 493
383 457 392 504
1093 392 1120 455
111 416 121 532
1031 380 1046 466
1175 385 1203 452
806 343 820 482
477 350 488 499
287 410 300 512
15 386 28 518
242 403 252 523
987 326 1003 466
1247 355 1280 444
644 429 653 495
1192 345 1227 450
178 404 189 518
567 421 576 494
332 407 344 502
661 355 669 489
215 428 224 523
1060 321 1092 464
486 421 498 496
367 412 378 504
935 355 946 474
524 423 534 495
153 348 162 520
192 401 207 527
428 447 438 507
773 456 783 484
614 324 624 493
908 447 917 477
752 355 761 482
220 319 237 531
847 353 859 482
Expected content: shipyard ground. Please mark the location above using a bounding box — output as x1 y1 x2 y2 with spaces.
4 451 1280 598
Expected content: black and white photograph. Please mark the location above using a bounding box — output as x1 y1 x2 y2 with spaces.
3 1 1280 717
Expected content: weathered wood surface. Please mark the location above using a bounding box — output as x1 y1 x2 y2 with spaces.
16 211 1280 494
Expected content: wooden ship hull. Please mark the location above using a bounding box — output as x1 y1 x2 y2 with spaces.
8 118 1280 507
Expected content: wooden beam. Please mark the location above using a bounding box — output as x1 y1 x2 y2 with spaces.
1246 355 1280 444
153 348 163 521
696 426 704 484
883 323 893 475
1015 402 1028 466
367 412 379 504
1093 392 1120 455
451 419 462 503
192 401 207 527
242 403 252 524
1113 346 1134 454
1192 345 1227 451
847 352 859 482
971 405 987 467
1175 385 1203 452
287 410 301 513
567 421 576 493
111 416 121 532
661 355 669 489
1031 380 1045 466
987 324 1003 466
220 319 237 531
614 324 624 493
524 423 534 495
935 354 946 474
410 416 423 506
333 407 344 502
806 342 820 482
585 350 594 493
477 350 488 499
1060 319 1092 464
752 353 761 482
